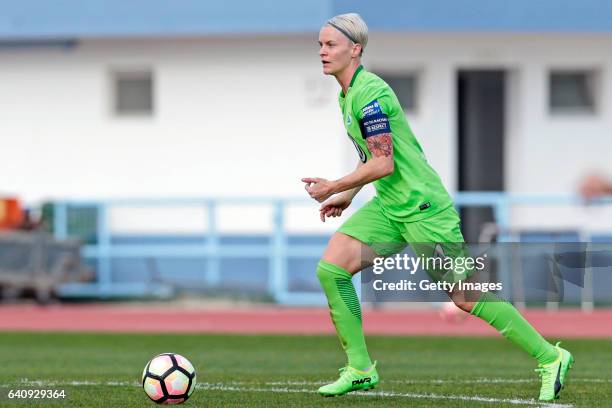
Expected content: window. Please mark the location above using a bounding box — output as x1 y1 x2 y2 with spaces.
375 72 419 113
112 70 154 116
549 70 597 114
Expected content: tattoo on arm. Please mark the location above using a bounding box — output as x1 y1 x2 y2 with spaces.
366 133 393 157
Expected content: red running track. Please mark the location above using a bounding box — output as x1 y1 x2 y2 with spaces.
0 305 610 338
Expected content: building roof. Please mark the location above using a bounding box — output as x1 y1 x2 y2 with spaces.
1 0 611 40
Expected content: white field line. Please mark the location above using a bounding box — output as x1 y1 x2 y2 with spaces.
5 379 577 408
265 378 611 385
55 378 596 386
14 377 610 387
198 384 574 408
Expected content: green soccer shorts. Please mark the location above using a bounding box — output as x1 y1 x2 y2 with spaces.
337 197 472 283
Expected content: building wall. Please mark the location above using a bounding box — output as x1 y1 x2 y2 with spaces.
369 33 612 231
0 36 347 203
2 33 612 231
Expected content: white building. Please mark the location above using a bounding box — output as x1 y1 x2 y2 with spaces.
2 0 612 235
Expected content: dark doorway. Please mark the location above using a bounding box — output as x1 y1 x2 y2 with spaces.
457 70 505 242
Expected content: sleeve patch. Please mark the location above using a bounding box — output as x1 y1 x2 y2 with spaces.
359 100 390 139
361 100 383 117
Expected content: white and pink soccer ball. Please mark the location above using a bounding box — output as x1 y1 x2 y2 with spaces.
142 353 197 405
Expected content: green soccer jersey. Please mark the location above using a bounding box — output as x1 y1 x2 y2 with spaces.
339 65 453 222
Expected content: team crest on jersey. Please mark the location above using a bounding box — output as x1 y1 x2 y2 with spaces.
346 113 352 126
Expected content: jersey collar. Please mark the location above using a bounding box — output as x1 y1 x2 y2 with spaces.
340 65 364 98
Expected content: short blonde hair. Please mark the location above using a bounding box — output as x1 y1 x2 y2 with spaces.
325 13 368 55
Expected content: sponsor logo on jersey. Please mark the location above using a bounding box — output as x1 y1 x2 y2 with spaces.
346 113 352 126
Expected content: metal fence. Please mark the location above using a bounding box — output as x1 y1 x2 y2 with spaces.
50 193 612 306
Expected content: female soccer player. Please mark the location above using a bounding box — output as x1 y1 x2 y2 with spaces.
302 13 573 401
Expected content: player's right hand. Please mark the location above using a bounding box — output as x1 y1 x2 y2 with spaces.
319 195 352 222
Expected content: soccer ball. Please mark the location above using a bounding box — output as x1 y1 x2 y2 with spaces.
142 353 197 405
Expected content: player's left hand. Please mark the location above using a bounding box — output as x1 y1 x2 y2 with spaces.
302 177 336 202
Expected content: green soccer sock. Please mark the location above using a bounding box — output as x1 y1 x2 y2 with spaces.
316 260 372 371
471 292 558 365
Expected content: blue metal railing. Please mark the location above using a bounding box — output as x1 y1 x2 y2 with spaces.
53 193 612 304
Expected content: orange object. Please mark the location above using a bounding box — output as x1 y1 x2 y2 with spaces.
0 197 24 230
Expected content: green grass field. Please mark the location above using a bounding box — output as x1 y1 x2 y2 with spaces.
0 332 610 407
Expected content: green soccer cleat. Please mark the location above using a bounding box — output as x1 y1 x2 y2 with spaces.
535 343 574 401
556 342 574 387
318 362 379 397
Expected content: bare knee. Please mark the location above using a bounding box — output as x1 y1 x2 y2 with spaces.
321 233 370 275
449 290 475 313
